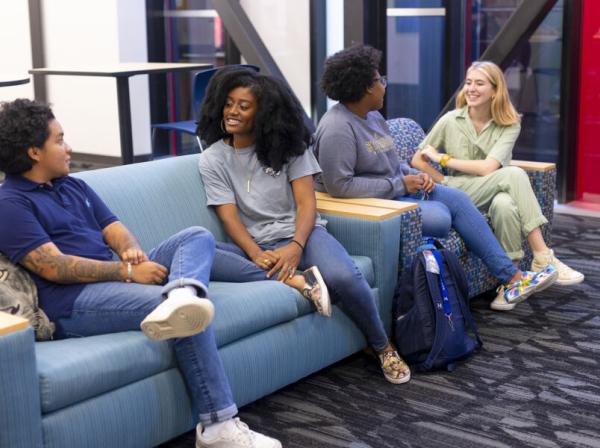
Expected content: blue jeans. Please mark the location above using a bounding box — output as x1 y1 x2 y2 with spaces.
399 185 517 284
211 226 389 351
56 227 237 425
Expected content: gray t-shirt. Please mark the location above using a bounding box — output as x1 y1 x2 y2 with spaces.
313 103 419 198
198 139 327 245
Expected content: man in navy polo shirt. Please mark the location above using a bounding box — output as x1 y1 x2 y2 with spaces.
0 99 281 448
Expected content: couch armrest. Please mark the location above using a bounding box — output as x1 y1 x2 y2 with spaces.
510 160 556 172
0 312 43 448
316 191 418 215
316 195 421 331
0 311 30 336
316 191 423 274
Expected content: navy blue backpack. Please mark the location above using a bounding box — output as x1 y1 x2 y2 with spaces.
393 240 482 372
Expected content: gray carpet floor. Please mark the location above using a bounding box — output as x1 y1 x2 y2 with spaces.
163 213 600 448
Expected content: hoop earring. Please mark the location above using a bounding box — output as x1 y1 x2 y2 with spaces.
220 119 227 133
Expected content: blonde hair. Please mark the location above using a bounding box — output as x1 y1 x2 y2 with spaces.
456 61 520 126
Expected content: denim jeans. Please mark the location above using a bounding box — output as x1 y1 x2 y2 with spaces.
211 225 389 351
56 226 237 425
399 185 517 284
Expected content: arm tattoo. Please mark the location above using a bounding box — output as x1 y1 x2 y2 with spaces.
21 244 123 284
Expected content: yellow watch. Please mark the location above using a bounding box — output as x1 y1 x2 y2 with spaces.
440 154 452 168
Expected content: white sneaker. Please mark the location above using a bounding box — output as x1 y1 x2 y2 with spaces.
301 266 331 317
490 265 558 311
196 418 282 448
140 289 214 340
531 249 584 286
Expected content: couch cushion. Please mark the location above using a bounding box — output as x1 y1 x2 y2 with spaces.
36 332 175 413
210 280 301 347
212 256 374 341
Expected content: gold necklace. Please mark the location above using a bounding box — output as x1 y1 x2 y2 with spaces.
232 140 259 193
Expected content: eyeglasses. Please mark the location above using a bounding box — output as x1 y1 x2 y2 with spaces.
374 75 387 88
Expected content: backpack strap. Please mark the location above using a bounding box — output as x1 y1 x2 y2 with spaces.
442 253 483 347
421 248 453 371
416 242 437 252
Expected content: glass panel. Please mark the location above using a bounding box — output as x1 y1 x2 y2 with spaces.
386 0 446 130
167 0 226 66
472 0 564 163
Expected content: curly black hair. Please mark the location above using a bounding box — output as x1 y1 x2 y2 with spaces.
197 67 312 171
320 44 382 103
0 98 55 175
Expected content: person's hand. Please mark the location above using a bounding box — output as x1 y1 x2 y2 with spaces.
131 261 168 284
251 249 280 271
403 174 425 194
268 244 303 281
121 248 148 265
420 145 442 164
419 172 436 193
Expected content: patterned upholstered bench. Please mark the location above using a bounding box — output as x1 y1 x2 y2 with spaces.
318 118 556 298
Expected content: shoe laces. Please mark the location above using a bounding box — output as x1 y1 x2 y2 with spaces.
537 250 566 271
507 273 531 292
225 418 256 446
549 255 570 273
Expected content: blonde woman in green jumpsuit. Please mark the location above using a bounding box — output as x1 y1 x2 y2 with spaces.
412 61 583 286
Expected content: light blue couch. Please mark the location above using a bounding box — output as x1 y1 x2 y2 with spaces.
0 154 404 448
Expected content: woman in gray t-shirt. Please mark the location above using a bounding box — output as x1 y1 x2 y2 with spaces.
197 67 411 385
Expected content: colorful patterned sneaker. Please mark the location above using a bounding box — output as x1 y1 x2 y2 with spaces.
531 249 584 286
378 349 411 384
301 266 332 317
196 418 282 448
490 265 558 311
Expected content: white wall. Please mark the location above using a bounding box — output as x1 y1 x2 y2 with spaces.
326 0 344 110
0 2 34 102
240 0 311 114
41 0 150 158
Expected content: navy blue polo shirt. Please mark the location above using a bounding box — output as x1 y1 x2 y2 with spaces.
0 175 118 322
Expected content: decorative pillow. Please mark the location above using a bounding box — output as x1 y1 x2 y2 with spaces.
0 253 55 340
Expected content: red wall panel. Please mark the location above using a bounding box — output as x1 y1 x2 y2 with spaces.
576 0 600 201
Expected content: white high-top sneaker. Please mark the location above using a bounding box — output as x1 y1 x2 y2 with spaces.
140 287 214 340
196 418 282 448
531 249 584 286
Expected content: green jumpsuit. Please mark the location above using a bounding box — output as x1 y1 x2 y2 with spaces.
420 106 547 260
